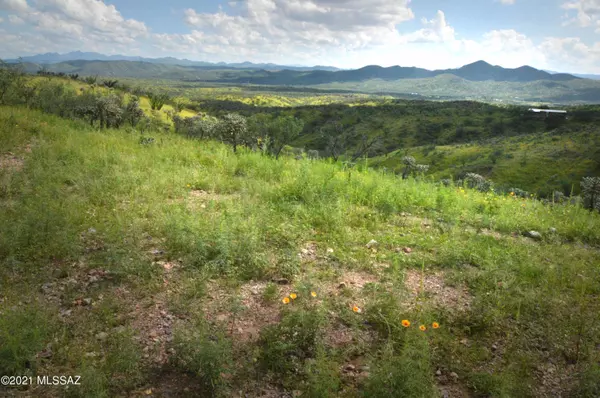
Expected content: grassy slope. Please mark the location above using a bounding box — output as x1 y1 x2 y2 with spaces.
1 106 599 397
372 130 600 196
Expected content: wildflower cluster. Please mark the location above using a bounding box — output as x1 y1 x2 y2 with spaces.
281 291 317 304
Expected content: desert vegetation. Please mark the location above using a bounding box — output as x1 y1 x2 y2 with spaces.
1 61 600 397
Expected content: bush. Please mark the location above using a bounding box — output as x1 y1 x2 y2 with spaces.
581 176 600 211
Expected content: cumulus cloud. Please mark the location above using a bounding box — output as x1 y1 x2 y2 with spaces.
0 0 599 74
0 0 149 53
562 0 600 31
0 0 29 13
8 14 25 24
403 10 456 43
498 0 516 4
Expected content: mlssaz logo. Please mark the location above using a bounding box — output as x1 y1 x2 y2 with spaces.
37 376 82 385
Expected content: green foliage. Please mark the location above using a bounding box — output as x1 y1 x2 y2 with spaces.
0 61 25 105
148 91 169 110
268 116 304 159
171 318 233 397
258 307 326 384
217 113 251 153
0 306 52 375
581 176 600 211
363 339 437 398
123 95 144 127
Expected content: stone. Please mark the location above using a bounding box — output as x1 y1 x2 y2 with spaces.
436 369 442 376
326 248 334 254
549 227 557 233
338 282 347 289
95 332 108 341
275 278 289 285
450 372 459 381
525 231 543 240
83 298 92 306
366 239 378 249
492 343 498 351
402 247 412 254
343 364 356 372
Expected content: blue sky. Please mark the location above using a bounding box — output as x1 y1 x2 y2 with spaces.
0 0 599 73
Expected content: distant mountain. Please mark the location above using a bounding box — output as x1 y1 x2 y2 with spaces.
544 69 600 80
220 60 580 85
4 51 341 71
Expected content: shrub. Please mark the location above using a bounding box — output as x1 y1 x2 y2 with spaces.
465 173 493 192
581 177 600 211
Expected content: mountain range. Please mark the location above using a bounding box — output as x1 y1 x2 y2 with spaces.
4 51 341 72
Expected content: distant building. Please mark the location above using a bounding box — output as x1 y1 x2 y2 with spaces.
527 108 568 119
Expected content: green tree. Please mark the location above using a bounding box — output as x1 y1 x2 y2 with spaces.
0 61 24 105
123 96 144 127
321 120 350 162
218 113 249 153
581 177 600 211
269 116 304 159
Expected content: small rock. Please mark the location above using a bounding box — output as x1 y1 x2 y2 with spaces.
326 248 334 254
450 372 459 381
301 248 309 255
338 282 347 289
358 365 370 372
83 298 92 306
525 231 543 240
549 227 557 233
491 343 498 351
366 239 378 249
402 247 412 254
343 364 356 372
436 369 442 376
84 352 98 358
88 227 97 234
95 332 108 341
275 278 289 285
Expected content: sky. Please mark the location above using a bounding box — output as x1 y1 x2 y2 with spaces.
0 0 599 74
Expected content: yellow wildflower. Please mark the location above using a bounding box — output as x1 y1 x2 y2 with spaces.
419 325 427 331
401 319 410 328
282 297 290 304
432 322 440 329
290 293 297 300
311 291 317 298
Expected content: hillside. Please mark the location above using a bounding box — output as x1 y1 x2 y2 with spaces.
8 51 341 71
15 59 600 104
1 106 600 397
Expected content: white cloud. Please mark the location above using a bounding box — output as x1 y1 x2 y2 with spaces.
0 0 149 53
0 0 599 74
403 10 456 43
8 14 24 24
498 0 516 4
562 0 600 31
0 0 29 12
539 36 600 72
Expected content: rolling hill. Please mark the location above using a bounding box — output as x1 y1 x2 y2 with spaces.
5 51 341 71
14 59 600 104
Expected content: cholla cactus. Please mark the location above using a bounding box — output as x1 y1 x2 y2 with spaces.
465 173 493 192
581 177 600 211
401 156 429 179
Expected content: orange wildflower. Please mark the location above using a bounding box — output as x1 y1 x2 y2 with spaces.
432 322 440 329
353 306 362 313
419 325 427 331
282 297 290 304
401 319 411 328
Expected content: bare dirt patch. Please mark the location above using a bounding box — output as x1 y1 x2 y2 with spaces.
0 152 25 173
403 269 471 311
203 280 285 343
